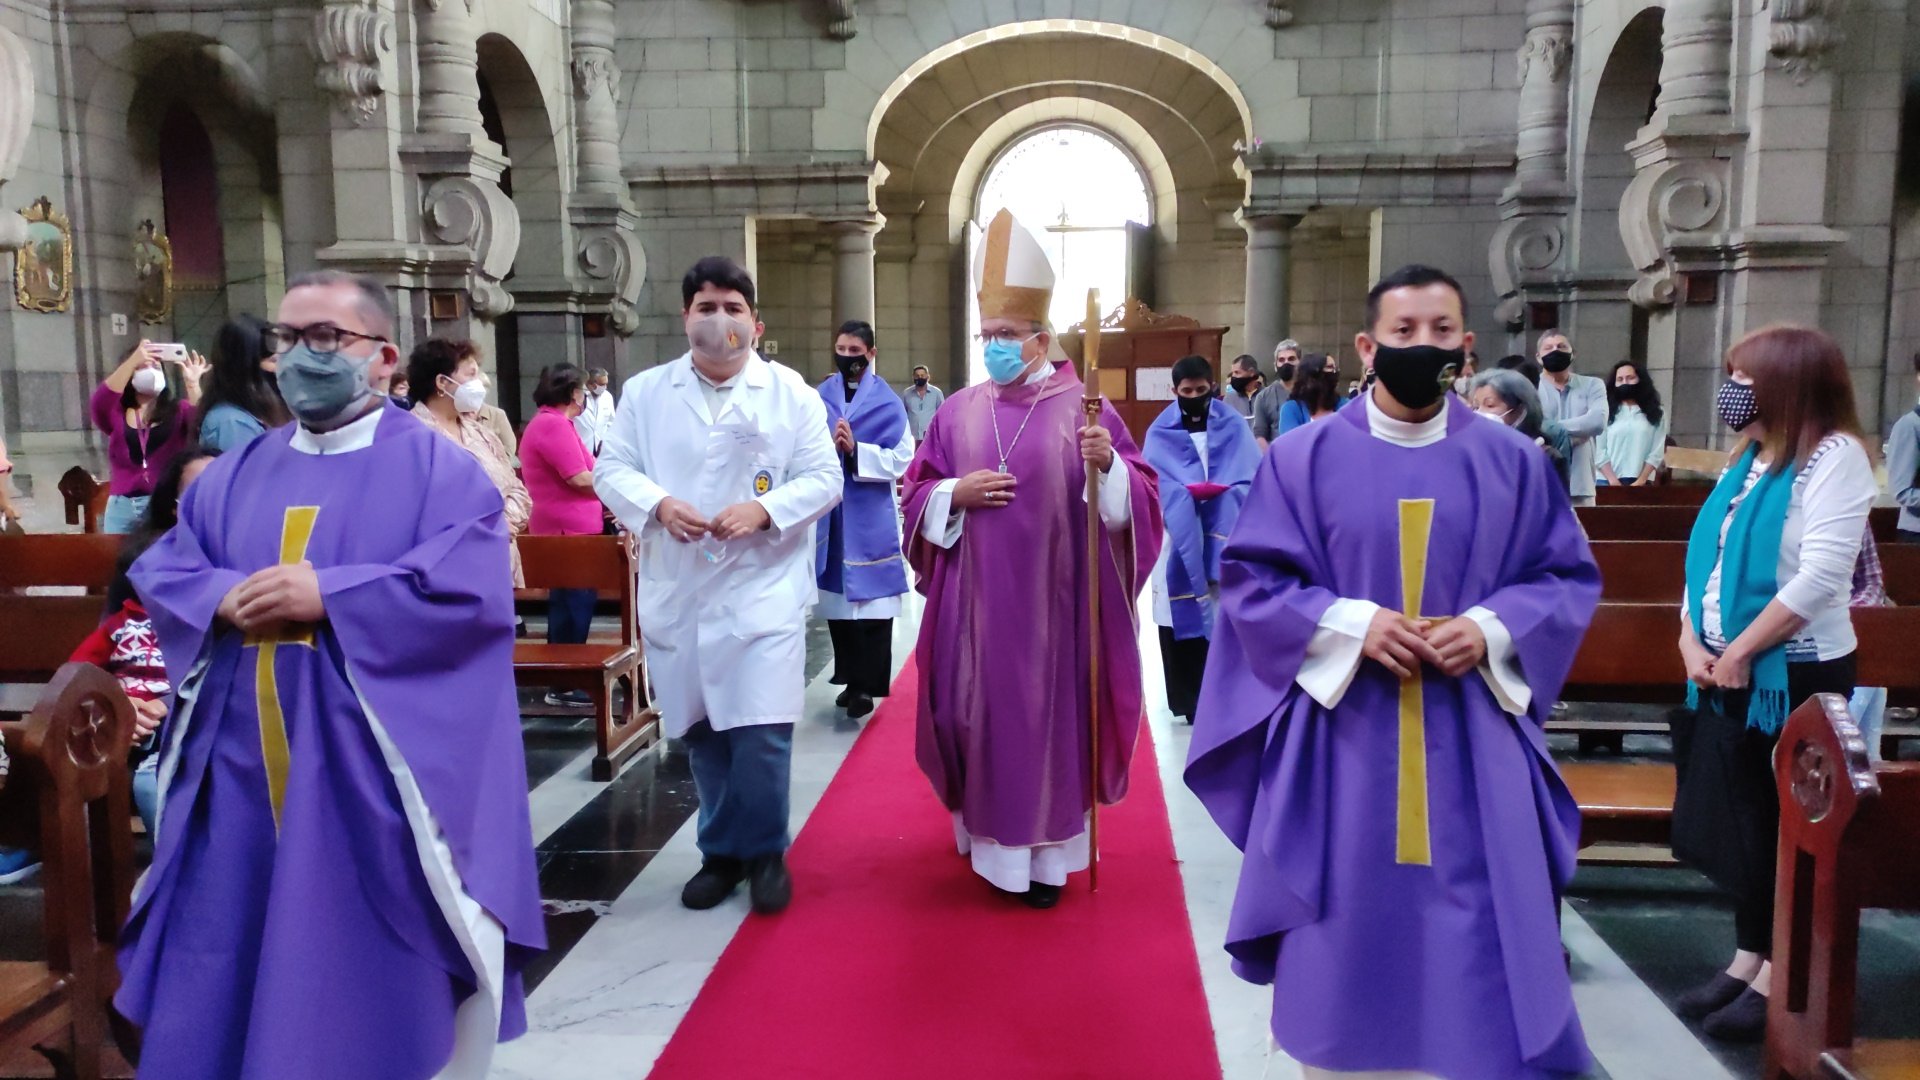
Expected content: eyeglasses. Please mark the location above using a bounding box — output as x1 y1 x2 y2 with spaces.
975 329 1038 345
265 322 390 355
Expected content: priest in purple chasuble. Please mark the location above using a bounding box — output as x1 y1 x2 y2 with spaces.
117 271 545 1080
1184 265 1601 1080
1144 354 1261 723
814 318 915 719
902 208 1162 910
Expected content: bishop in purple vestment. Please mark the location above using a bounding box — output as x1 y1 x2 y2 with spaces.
902 208 1161 908
117 272 544 1080
1185 265 1600 1079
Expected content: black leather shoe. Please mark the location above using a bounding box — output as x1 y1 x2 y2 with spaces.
835 687 854 708
847 694 875 719
1023 883 1062 909
681 858 746 910
1702 987 1768 1042
1675 972 1751 1019
748 854 792 915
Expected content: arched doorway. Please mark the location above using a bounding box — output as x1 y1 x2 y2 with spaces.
1571 6 1664 366
967 125 1152 385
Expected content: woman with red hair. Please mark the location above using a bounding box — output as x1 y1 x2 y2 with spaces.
1671 325 1877 1042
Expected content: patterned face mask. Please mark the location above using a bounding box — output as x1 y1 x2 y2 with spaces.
1716 379 1758 431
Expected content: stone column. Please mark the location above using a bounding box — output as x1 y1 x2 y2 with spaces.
570 0 622 197
1240 213 1299 365
415 0 485 137
0 27 31 252
1651 0 1733 121
828 218 881 329
1511 0 1574 194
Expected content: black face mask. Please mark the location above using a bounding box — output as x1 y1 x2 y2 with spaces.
1229 375 1256 395
1371 343 1463 410
913 377 928 388
835 354 867 381
1276 363 1297 383
1541 349 1573 374
1614 382 1640 401
1177 394 1211 430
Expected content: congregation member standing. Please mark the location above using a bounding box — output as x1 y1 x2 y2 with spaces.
1187 265 1601 1080
1534 330 1607 503
118 270 546 1079
815 320 914 719
902 208 1161 910
574 366 615 454
1470 368 1571 489
92 340 207 533
1886 352 1920 542
410 338 531 589
595 256 840 915
1144 355 1257 723
1251 339 1300 448
1596 360 1668 487
1670 326 1876 1042
903 363 944 440
195 315 287 451
1221 353 1262 422
522 363 604 707
1282 352 1344 431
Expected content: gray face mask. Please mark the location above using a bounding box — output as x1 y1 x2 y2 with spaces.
688 312 755 366
276 342 378 427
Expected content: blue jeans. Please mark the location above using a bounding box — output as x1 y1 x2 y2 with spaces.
132 757 159 837
546 588 598 645
681 721 793 861
103 494 150 535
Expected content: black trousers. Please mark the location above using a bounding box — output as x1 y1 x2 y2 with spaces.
1671 653 1856 955
827 619 893 698
1158 626 1210 720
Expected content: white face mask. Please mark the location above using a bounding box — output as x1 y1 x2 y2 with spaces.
1476 407 1513 426
449 377 488 415
132 367 167 396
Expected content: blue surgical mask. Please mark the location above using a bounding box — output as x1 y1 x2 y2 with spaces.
276 343 378 427
983 335 1035 385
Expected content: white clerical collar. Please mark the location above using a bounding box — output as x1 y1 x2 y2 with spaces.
290 402 385 455
1364 391 1448 448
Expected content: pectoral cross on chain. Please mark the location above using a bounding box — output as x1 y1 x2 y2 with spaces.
1396 498 1438 868
245 506 320 832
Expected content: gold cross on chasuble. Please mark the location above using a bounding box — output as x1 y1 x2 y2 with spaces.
244 506 320 831
1396 498 1437 867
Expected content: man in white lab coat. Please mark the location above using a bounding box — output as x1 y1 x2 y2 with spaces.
594 257 841 915
573 367 614 454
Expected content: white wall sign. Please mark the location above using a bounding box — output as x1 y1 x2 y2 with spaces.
1136 367 1174 401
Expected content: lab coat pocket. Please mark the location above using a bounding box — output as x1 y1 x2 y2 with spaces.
728 575 802 638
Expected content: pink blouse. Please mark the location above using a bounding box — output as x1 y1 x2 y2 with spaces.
521 406 602 535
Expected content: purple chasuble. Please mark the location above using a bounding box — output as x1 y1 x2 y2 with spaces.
1184 398 1600 1079
902 361 1162 848
815 370 910 602
120 403 545 1080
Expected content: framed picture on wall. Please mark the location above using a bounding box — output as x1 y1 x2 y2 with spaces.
12 196 71 313
134 219 173 325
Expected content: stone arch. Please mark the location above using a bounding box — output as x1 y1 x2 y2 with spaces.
474 32 573 423
859 26 1254 389
76 32 282 353
860 20 1254 160
1572 5 1664 278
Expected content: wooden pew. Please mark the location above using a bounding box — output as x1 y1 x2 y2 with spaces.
0 663 137 1080
1594 484 1712 506
1561 604 1920 859
1577 504 1901 542
54 470 107 535
513 534 659 781
1764 695 1920 1080
0 536 122 686
1590 540 1920 606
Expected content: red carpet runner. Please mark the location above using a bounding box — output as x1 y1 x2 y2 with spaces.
649 655 1223 1080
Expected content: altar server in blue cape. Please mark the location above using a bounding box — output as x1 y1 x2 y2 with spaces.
1144 354 1259 722
815 320 915 718
118 270 544 1080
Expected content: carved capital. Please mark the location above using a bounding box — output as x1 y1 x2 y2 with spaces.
1516 27 1572 85
311 0 394 126
575 210 646 337
572 53 618 103
1769 0 1845 84
825 0 857 40
422 172 521 318
1265 1 1294 29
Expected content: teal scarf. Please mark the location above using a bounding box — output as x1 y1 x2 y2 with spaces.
1685 444 1794 733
